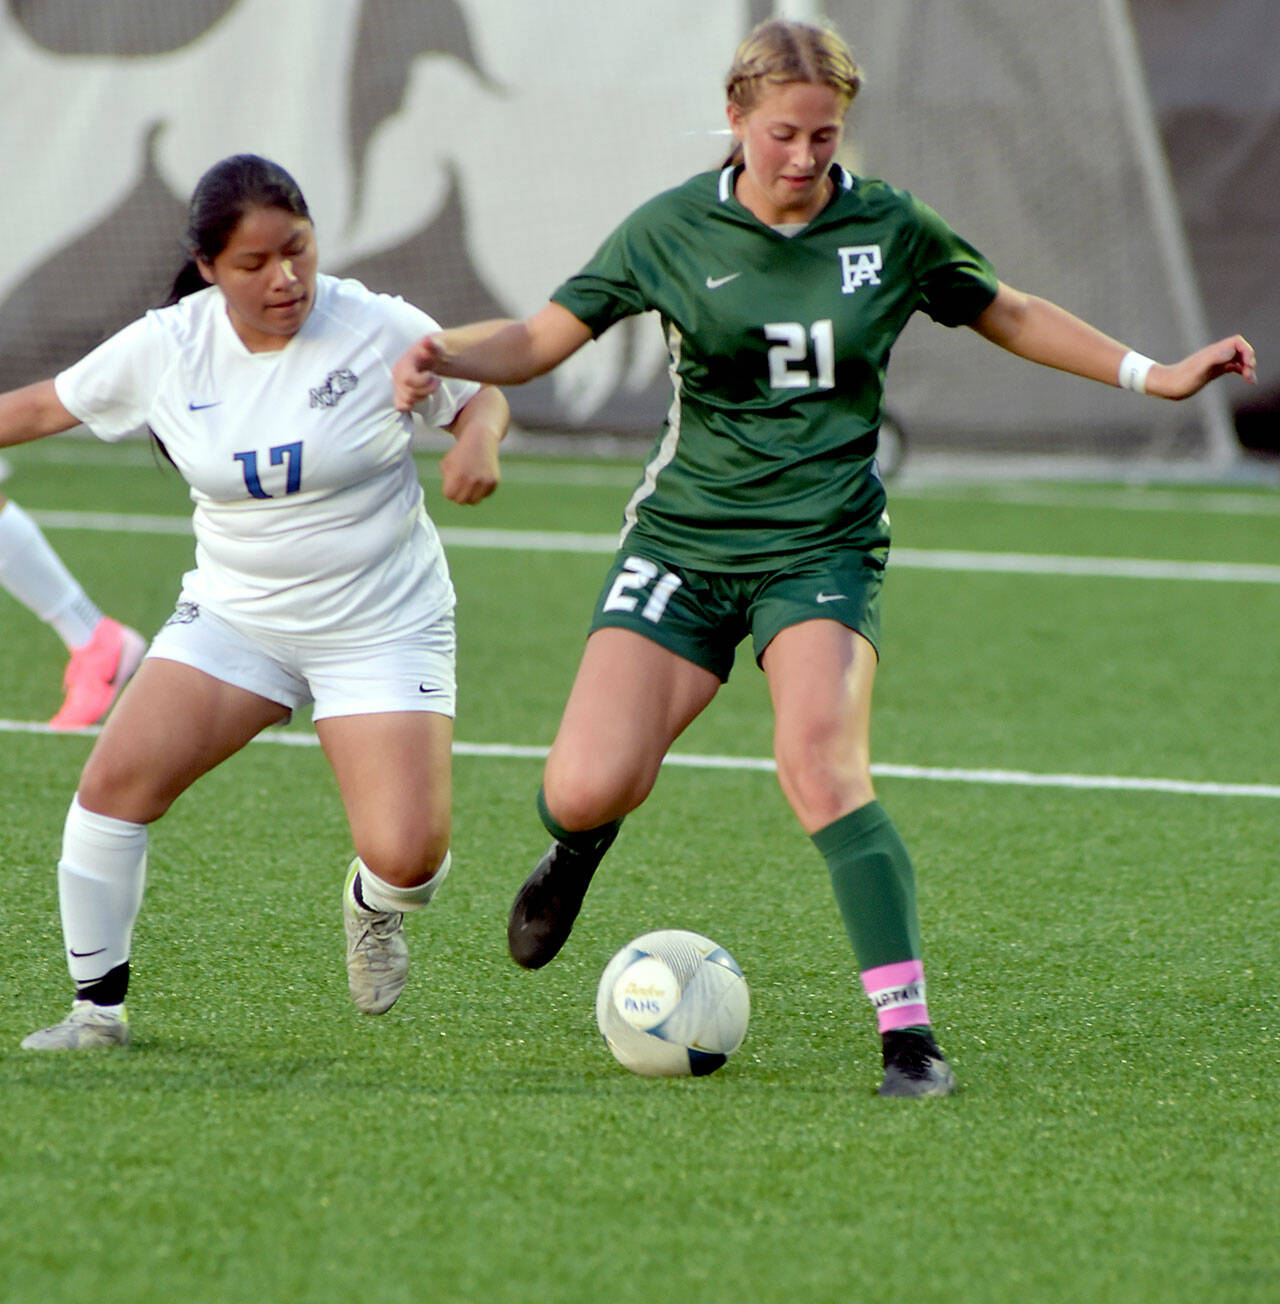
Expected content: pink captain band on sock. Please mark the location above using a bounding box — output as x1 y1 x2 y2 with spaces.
862 960 923 991
875 1003 930 1032
861 960 929 1033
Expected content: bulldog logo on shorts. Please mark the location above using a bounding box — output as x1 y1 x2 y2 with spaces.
164 601 200 626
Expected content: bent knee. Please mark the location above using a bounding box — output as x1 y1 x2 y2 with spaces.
76 757 177 825
356 825 451 888
544 755 653 831
774 743 874 831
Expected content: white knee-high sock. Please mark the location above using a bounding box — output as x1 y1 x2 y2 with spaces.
58 796 148 985
352 852 450 913
0 500 102 648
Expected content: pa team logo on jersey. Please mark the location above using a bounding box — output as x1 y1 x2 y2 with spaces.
838 245 882 294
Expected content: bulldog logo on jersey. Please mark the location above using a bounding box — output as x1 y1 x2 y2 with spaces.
838 245 882 294
309 368 359 408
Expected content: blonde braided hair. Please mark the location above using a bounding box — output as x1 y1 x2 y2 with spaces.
725 19 861 117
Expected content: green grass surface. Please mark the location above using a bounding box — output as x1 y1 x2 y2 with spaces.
1 440 1277 1303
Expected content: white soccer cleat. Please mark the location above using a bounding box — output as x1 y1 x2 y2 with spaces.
21 1000 130 1050
343 863 409 1015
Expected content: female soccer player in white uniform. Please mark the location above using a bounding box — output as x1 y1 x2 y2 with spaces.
4 154 509 1048
392 21 1255 1097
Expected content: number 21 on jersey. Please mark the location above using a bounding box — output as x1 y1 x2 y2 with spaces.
765 319 835 390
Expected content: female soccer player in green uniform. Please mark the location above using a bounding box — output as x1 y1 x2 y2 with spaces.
394 20 1256 1096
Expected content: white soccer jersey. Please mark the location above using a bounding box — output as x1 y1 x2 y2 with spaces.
55 274 478 643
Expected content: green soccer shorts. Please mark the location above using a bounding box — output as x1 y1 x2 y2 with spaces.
587 548 886 682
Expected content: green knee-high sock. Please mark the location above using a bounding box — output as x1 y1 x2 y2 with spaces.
811 800 921 971
537 786 622 860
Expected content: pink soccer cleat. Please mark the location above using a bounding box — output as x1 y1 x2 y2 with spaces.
49 616 147 731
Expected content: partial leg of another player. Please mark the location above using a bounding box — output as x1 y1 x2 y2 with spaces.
763 619 955 1098
508 627 721 968
0 495 146 729
318 711 454 1014
21 658 291 1049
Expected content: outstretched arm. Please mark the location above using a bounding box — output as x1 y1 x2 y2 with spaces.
0 380 81 448
970 282 1257 399
394 302 593 411
439 383 510 506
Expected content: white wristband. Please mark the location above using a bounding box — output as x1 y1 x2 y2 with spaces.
1117 350 1155 394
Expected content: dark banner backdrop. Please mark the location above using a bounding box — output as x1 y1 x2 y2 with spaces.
0 1 1271 458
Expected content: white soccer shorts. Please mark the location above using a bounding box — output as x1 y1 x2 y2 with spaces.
146 599 457 719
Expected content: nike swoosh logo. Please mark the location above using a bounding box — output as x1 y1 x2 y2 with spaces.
418 684 437 693
188 401 221 411
816 592 846 604
705 273 741 290
69 947 108 958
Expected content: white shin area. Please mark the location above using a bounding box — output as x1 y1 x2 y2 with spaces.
353 851 451 913
0 500 101 647
58 796 148 984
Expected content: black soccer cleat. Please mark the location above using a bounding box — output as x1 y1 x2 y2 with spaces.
507 836 613 969
877 1028 957 1098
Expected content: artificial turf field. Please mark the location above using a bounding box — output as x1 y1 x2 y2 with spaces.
1 438 1277 1303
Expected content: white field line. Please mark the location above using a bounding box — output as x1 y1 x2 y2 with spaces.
24 510 1280 584
2 718 1277 800
888 547 1280 584
31 510 196 535
12 441 1280 514
901 482 1280 517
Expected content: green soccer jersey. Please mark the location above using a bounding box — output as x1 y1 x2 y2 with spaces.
551 164 999 571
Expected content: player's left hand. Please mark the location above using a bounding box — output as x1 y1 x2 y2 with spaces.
440 426 501 504
1147 335 1257 399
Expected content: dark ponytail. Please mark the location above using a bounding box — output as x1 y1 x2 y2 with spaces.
162 259 212 307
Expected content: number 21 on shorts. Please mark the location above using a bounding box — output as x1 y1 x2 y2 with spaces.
603 557 683 623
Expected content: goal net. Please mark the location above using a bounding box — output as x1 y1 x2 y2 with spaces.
822 0 1238 472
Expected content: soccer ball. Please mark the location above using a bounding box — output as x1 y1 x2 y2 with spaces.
595 929 750 1077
